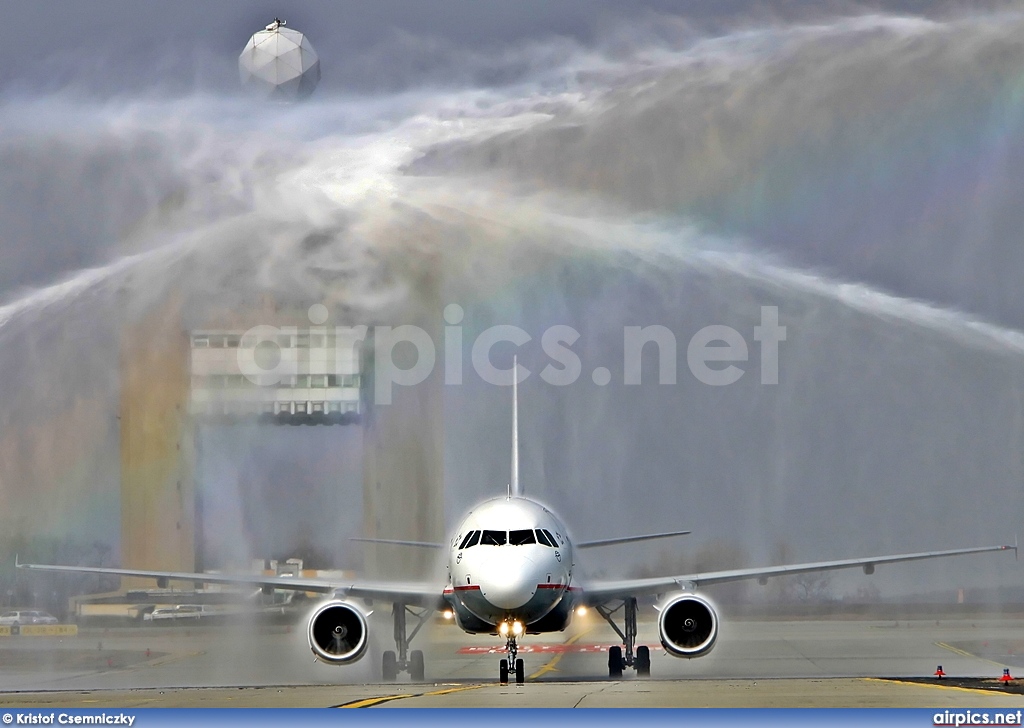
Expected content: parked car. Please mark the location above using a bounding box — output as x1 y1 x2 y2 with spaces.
0 610 58 626
142 604 208 622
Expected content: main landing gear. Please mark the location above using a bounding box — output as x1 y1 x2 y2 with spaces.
381 601 430 682
499 635 525 685
596 597 651 678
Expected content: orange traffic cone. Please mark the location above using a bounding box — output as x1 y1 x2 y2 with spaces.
934 665 945 679
1000 668 1013 683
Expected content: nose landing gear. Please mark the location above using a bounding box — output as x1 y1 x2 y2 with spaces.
499 636 525 684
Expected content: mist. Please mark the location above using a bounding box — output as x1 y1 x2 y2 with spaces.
0 4 1022 617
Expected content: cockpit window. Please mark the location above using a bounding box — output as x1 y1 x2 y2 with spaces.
466 531 481 548
535 529 554 547
458 531 477 550
509 529 536 545
480 530 507 546
542 529 559 546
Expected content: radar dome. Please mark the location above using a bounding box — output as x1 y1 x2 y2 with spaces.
239 19 320 101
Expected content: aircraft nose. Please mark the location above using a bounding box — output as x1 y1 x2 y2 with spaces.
479 552 537 609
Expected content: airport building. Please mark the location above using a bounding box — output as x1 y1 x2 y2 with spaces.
188 328 362 423
103 294 445 609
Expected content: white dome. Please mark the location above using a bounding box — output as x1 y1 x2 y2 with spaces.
239 21 320 101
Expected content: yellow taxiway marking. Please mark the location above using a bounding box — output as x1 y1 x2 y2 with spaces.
336 684 486 708
338 694 405 708
864 677 1017 697
935 641 1008 669
936 641 978 659
529 627 595 680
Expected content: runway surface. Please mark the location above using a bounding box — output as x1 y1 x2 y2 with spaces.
1 613 1023 707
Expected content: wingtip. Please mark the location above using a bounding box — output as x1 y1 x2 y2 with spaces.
1001 535 1019 560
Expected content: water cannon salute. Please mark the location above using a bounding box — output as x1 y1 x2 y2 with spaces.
1 0 1024 707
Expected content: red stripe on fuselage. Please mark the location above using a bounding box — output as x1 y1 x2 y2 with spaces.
453 585 481 591
535 584 582 592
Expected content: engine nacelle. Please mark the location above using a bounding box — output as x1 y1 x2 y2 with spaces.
307 601 369 664
658 593 718 658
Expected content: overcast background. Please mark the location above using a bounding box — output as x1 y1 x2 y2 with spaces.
1 1 1024 606
0 1 1010 98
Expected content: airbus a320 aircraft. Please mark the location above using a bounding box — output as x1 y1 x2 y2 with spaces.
19 361 1017 684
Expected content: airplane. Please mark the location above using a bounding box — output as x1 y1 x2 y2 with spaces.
17 358 1018 684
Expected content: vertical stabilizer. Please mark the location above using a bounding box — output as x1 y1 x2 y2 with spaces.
510 355 521 498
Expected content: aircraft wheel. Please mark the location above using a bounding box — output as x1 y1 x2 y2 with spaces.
636 645 651 677
382 650 398 682
515 658 525 684
608 646 623 678
409 650 425 682
499 658 509 684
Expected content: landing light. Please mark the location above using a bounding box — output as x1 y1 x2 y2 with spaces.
442 609 454 620
499 622 510 636
512 621 523 636
575 606 588 616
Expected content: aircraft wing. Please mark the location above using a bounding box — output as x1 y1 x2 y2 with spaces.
350 538 444 549
577 530 691 548
579 543 1016 604
15 561 446 608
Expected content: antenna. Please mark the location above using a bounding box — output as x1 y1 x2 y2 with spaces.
510 355 520 499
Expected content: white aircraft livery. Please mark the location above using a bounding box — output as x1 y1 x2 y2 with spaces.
19 359 1018 684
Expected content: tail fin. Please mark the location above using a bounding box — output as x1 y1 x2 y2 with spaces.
509 355 521 499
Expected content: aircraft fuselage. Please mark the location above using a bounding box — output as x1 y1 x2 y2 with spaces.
444 496 577 634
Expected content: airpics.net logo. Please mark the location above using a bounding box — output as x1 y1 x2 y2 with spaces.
934 710 1023 726
234 303 787 405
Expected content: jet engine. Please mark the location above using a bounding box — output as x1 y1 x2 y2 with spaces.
307 601 369 664
658 594 718 658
